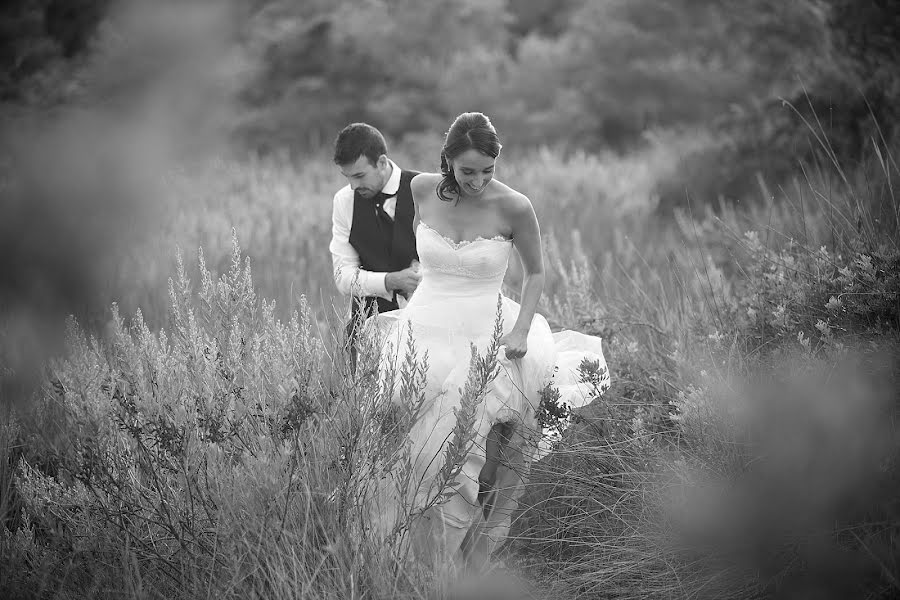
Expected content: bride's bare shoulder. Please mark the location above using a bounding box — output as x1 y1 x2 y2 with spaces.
411 173 442 205
411 173 442 192
493 180 533 216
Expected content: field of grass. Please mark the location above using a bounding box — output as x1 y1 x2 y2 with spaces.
1 127 899 599
99 130 711 330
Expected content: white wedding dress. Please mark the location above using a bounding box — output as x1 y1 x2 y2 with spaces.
366 220 611 568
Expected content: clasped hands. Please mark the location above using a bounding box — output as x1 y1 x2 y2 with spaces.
385 260 421 299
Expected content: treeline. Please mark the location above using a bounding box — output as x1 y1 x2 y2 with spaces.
2 1 899 177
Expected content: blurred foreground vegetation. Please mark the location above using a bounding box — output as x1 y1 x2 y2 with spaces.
1 128 898 598
1 1 900 598
2 1 899 171
1 0 898 325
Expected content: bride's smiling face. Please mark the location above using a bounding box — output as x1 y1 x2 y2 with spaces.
452 149 496 197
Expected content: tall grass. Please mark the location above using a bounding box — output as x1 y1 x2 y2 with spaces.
1 230 515 598
105 130 710 331
507 131 900 598
1 126 898 599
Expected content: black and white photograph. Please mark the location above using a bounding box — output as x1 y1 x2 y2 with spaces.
1 1 899 598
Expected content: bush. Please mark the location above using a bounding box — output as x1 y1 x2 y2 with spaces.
505 129 900 599
2 231 511 598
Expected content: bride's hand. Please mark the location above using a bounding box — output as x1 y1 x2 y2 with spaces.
499 329 528 360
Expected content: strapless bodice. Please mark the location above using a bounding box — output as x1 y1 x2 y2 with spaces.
415 221 512 295
396 221 514 335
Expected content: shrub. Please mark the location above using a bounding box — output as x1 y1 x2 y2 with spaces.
2 231 508 599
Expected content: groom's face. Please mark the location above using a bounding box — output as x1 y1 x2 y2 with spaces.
339 155 389 200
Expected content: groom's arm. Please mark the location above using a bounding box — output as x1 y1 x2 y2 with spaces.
329 187 393 300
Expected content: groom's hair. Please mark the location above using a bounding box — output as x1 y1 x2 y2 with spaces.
333 123 388 167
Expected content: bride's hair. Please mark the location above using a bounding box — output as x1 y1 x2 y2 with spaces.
438 112 502 203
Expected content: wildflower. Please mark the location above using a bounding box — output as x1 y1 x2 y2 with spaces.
743 230 763 253
630 412 647 437
769 302 792 330
707 330 725 344
853 253 874 275
825 296 843 313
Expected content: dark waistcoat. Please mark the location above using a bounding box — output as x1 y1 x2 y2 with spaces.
347 169 419 320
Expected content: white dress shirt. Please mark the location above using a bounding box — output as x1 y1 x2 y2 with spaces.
329 159 403 301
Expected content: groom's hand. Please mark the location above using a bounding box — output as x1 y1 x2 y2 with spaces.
385 265 421 298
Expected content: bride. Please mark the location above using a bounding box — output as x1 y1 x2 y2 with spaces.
364 112 610 570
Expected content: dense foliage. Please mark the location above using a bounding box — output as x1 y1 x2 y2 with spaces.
2 1 896 158
1 130 898 600
1 2 899 598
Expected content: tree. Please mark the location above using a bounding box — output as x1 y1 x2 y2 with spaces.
44 0 111 57
819 0 900 146
504 0 827 150
235 0 511 152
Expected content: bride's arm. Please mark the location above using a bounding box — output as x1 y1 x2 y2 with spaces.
500 195 544 359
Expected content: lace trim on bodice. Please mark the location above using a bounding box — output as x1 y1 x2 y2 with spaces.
418 221 512 250
429 263 505 278
417 221 512 279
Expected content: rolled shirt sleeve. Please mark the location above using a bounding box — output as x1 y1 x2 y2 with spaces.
329 186 393 300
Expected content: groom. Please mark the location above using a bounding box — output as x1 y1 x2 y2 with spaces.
329 123 421 351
